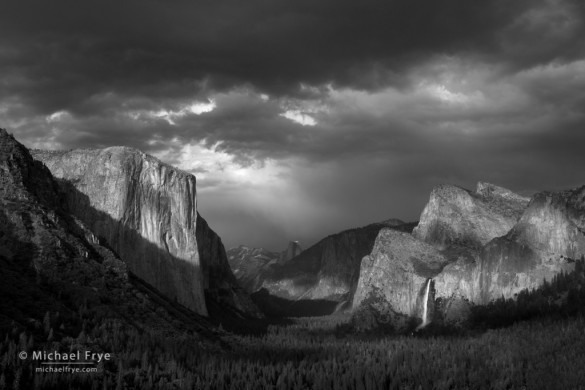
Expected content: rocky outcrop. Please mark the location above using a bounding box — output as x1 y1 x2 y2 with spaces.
413 182 529 249
261 220 416 302
32 146 255 317
476 186 585 303
352 229 448 318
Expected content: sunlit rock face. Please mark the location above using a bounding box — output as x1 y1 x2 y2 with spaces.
413 182 529 249
432 248 478 323
33 147 207 315
260 220 416 302
477 186 585 303
31 147 252 317
412 182 531 315
354 182 585 326
1 129 230 335
352 229 449 318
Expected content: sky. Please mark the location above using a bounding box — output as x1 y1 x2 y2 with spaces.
1 0 584 251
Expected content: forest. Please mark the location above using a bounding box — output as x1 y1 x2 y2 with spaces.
1 259 585 389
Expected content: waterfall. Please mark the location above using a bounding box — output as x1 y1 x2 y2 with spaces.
422 278 431 326
416 278 432 330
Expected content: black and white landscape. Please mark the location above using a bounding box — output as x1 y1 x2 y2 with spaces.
1 1 585 389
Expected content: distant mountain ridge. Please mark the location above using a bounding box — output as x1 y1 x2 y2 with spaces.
228 246 281 292
229 220 417 306
227 240 304 293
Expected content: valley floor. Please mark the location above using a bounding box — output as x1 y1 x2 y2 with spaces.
2 314 585 389
211 315 585 390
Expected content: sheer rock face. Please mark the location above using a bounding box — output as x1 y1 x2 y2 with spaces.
432 184 585 306
259 220 416 302
413 182 529 249
352 229 449 317
0 129 224 337
353 182 585 324
33 147 207 315
31 147 253 317
477 186 585 303
352 182 533 323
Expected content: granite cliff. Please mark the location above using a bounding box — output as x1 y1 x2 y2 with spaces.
0 128 218 336
353 181 585 327
412 182 529 249
352 229 448 317
32 146 257 317
421 183 530 318
477 186 585 304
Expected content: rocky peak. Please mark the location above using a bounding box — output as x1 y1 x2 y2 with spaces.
281 240 303 262
413 182 528 249
476 182 527 202
475 182 530 220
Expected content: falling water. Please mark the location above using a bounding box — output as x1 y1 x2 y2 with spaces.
422 278 432 326
416 278 432 331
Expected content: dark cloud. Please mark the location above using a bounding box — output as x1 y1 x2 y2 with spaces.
1 0 585 249
2 0 583 113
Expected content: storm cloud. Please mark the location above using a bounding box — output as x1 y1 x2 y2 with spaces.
1 0 584 250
